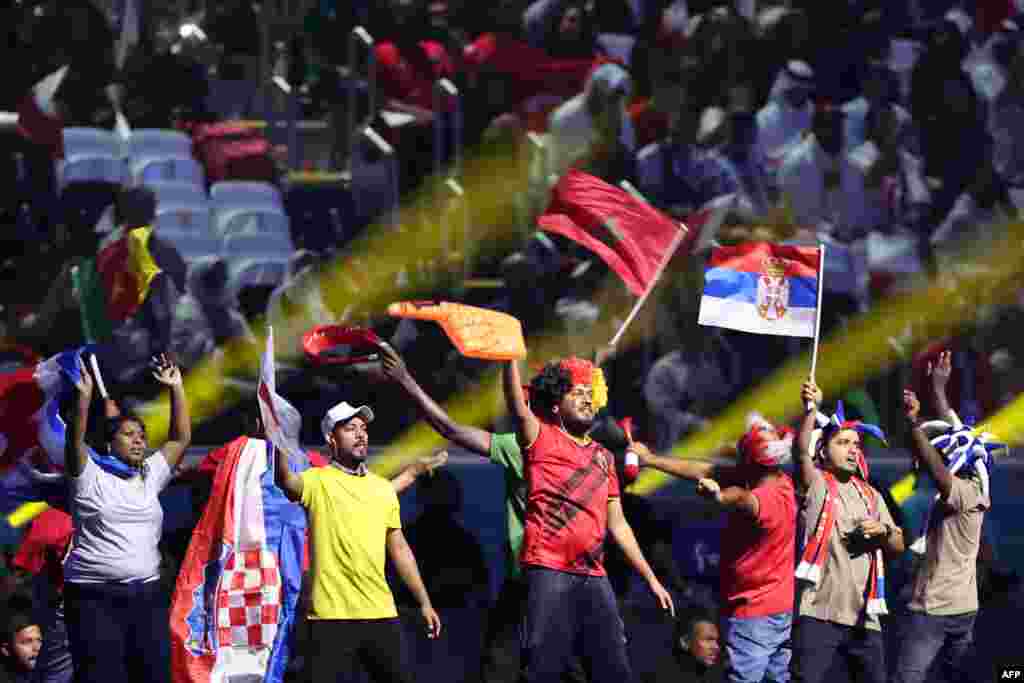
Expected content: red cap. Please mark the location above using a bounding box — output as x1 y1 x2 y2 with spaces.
302 325 383 366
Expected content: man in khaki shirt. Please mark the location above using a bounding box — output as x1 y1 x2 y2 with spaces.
792 382 905 683
895 352 1003 683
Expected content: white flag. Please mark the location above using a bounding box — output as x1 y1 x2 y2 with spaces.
258 328 308 469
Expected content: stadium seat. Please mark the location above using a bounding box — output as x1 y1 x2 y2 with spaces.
145 181 209 210
62 127 122 158
284 182 355 252
211 181 283 209
155 206 213 235
60 181 120 233
216 209 291 241
133 156 206 186
229 257 289 295
222 231 295 261
128 129 193 158
57 154 128 190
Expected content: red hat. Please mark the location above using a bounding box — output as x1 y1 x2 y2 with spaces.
302 325 382 365
737 414 794 467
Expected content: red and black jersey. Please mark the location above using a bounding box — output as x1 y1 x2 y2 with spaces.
521 420 620 576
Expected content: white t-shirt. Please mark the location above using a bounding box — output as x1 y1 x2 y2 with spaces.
64 452 173 584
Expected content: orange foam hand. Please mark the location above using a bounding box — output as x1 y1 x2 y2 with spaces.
388 301 527 360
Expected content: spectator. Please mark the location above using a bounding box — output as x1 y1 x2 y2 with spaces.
644 328 742 453
11 508 73 683
642 610 723 683
0 611 41 683
755 60 815 198
639 416 797 683
62 354 191 683
627 43 693 151
524 0 600 57
930 152 1018 261
989 31 1024 188
635 92 743 219
206 0 261 83
547 62 637 181
792 381 905 683
687 6 758 112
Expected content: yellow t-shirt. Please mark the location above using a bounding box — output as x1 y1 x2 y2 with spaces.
300 466 401 619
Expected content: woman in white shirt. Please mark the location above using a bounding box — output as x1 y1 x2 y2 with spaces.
63 353 191 683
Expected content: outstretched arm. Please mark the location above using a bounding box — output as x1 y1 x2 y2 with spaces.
391 451 449 495
151 354 192 470
504 360 540 449
386 529 442 638
380 342 493 456
607 499 675 616
633 441 717 481
696 478 759 518
65 357 94 478
903 389 953 499
795 380 823 494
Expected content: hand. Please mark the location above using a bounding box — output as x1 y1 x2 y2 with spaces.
903 389 921 423
415 450 448 478
928 350 952 390
802 380 823 411
696 478 723 504
631 441 654 467
378 342 410 384
151 354 182 386
74 357 94 397
647 576 675 617
103 398 121 419
857 520 889 540
421 605 442 639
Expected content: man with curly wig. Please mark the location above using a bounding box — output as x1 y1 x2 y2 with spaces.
503 357 675 683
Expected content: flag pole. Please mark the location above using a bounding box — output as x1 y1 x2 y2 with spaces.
806 243 826 412
88 353 110 400
608 182 689 348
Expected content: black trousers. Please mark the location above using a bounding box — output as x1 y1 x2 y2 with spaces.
306 618 412 683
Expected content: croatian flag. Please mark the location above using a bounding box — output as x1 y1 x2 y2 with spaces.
698 242 820 337
170 331 312 683
0 346 98 515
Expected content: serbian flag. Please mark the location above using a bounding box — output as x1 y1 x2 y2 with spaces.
170 331 315 683
698 242 821 337
0 346 99 517
17 65 68 160
538 169 687 296
72 226 163 342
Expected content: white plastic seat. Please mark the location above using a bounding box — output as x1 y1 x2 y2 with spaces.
128 129 193 158
211 181 283 209
134 156 205 186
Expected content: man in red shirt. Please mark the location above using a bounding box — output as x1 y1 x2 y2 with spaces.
638 414 797 683
504 357 673 683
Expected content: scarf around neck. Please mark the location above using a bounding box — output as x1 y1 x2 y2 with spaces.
796 470 887 616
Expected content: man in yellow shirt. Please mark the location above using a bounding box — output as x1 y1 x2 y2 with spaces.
275 400 441 683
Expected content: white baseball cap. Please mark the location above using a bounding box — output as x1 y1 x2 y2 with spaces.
321 402 375 442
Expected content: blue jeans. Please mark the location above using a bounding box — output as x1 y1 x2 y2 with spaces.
724 612 792 683
892 611 976 683
521 567 631 683
791 616 885 683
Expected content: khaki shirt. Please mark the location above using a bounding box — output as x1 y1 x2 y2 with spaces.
798 471 895 631
909 476 989 616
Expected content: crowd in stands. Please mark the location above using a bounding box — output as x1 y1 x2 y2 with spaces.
1 0 1024 681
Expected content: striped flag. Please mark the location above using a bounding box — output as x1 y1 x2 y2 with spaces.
72 226 163 342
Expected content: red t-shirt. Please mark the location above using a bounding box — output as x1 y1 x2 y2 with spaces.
521 420 620 576
375 40 455 112
13 507 73 594
719 474 796 618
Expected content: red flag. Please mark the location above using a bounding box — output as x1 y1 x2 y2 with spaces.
537 169 686 296
16 66 67 160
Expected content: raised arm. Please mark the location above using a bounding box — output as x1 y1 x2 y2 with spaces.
386 529 442 638
151 354 191 470
903 389 953 499
928 350 955 420
274 441 304 502
795 380 824 494
65 357 94 478
380 342 493 456
504 360 539 449
606 499 675 617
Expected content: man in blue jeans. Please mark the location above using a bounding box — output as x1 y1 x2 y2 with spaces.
895 352 1005 683
639 413 796 682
